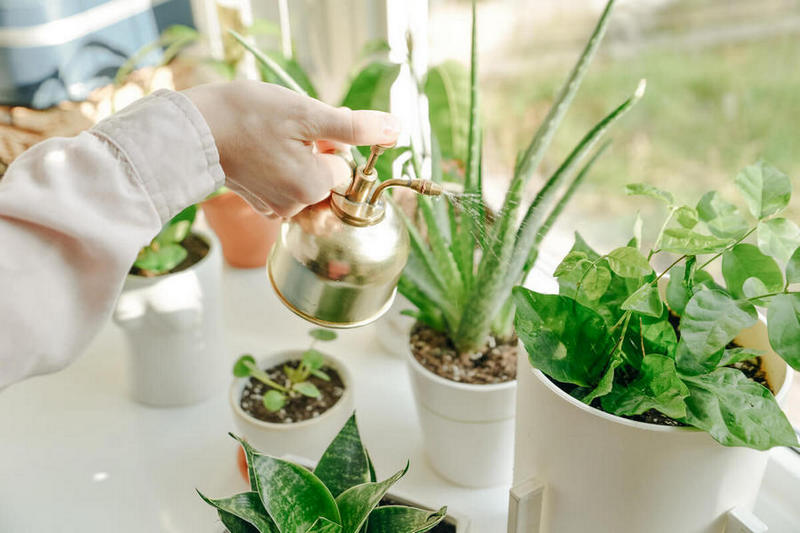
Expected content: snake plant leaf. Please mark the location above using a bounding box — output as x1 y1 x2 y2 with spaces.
335 465 408 533
230 433 260 492
219 510 260 533
601 354 689 419
721 244 783 299
250 454 340 532
680 368 798 449
366 506 448 533
696 191 749 239
514 287 612 387
757 218 800 265
734 161 792 220
424 60 470 162
767 293 800 371
315 414 371 498
198 491 278 533
306 517 343 533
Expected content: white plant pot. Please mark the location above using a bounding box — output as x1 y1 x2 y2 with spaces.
406 341 516 488
113 231 225 407
509 319 794 533
374 293 415 358
229 350 355 461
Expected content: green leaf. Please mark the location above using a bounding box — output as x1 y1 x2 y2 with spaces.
696 191 749 239
294 382 321 398
229 30 309 96
250 454 340 532
742 277 772 306
602 354 689 419
624 183 674 205
757 218 800 265
310 329 338 342
262 390 286 412
787 246 800 284
424 60 470 162
721 243 783 299
767 293 800 371
513 288 612 387
134 243 186 273
581 265 612 301
719 347 761 367
677 289 757 373
303 349 326 370
680 368 798 449
675 206 698 229
659 228 733 255
198 491 278 533
606 247 652 278
341 61 401 112
581 349 624 404
230 434 259 492
315 414 371 498
219 510 260 533
665 263 713 316
621 283 662 318
154 219 191 246
233 355 257 378
366 506 447 533
637 313 678 356
554 251 589 278
735 161 792 220
306 517 343 533
336 466 407 533
310 369 331 381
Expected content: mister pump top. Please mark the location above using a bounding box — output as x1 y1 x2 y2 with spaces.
268 144 443 328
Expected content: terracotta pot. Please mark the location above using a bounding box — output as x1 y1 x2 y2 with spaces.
202 191 281 268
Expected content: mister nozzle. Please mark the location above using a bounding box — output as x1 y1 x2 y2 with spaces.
368 178 443 205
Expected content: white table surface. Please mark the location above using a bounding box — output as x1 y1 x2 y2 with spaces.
2 255 799 533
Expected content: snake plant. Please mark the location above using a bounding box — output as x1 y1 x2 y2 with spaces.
397 0 646 353
199 414 447 533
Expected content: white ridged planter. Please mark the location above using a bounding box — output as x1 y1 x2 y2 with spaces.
509 319 794 533
229 350 355 461
406 341 516 488
113 231 225 407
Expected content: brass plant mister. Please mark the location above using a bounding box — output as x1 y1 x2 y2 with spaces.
268 144 443 328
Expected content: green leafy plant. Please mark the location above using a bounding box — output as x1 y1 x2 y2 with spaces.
514 160 800 450
199 414 447 533
133 205 197 275
397 0 644 354
233 329 337 412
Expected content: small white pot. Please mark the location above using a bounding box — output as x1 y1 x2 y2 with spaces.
113 231 225 407
509 319 794 533
229 350 355 461
406 340 516 488
374 293 416 358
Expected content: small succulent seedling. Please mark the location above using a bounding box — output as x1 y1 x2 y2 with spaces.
233 329 338 412
199 413 447 533
133 205 197 275
514 161 800 450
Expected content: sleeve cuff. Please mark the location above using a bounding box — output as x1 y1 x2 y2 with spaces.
90 89 226 223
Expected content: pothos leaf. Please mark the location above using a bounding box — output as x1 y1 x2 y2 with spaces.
580 264 612 301
621 283 662 318
757 218 800 265
718 347 761 367
696 191 749 239
786 246 800 284
601 354 689 419
767 293 800 371
735 161 792 220
625 183 674 205
606 246 652 278
721 243 783 299
659 228 733 255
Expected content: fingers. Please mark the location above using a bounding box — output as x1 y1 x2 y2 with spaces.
314 152 354 189
308 102 401 147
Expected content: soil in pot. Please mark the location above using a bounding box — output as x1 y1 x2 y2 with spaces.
240 360 345 424
129 233 209 277
411 322 517 384
378 496 458 532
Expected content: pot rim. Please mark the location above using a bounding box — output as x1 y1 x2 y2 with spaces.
527 317 794 435
229 349 354 431
124 229 216 283
405 332 517 393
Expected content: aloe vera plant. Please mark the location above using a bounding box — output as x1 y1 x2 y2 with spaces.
132 205 198 275
199 414 447 533
514 161 800 450
398 0 645 354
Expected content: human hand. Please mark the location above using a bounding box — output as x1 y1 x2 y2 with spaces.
184 81 401 217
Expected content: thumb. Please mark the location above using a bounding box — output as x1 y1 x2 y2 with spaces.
309 103 402 147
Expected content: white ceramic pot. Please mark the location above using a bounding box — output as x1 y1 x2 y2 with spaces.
374 293 416 358
509 319 794 533
113 231 225 407
406 341 516 488
229 350 355 461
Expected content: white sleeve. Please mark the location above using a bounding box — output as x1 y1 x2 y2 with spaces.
0 89 225 389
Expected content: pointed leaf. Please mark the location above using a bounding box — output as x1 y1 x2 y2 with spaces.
696 191 749 239
735 161 792 220
581 349 624 404
229 30 308 95
315 414 371 498
366 506 448 533
294 382 321 398
659 228 732 255
306 517 343 533
621 283 662 318
602 354 689 419
336 466 408 533
787 246 800 284
581 265 612 301
424 60 470 162
220 511 260 533
757 218 800 265
606 246 652 278
230 434 259 492
721 243 783 299
198 491 278 533
767 293 800 371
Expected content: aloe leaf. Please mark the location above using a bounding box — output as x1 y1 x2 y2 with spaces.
335 465 408 533
418 197 463 295
397 276 446 331
229 29 308 95
250 454 340 531
198 491 278 533
366 506 448 533
314 414 371 498
429 134 452 239
423 60 470 161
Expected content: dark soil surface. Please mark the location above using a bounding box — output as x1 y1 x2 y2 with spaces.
553 311 773 427
239 359 345 424
130 233 209 277
410 322 517 384
378 496 457 532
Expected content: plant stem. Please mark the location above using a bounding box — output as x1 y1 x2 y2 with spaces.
654 254 687 283
697 227 756 270
744 290 797 302
244 361 289 393
649 206 677 260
